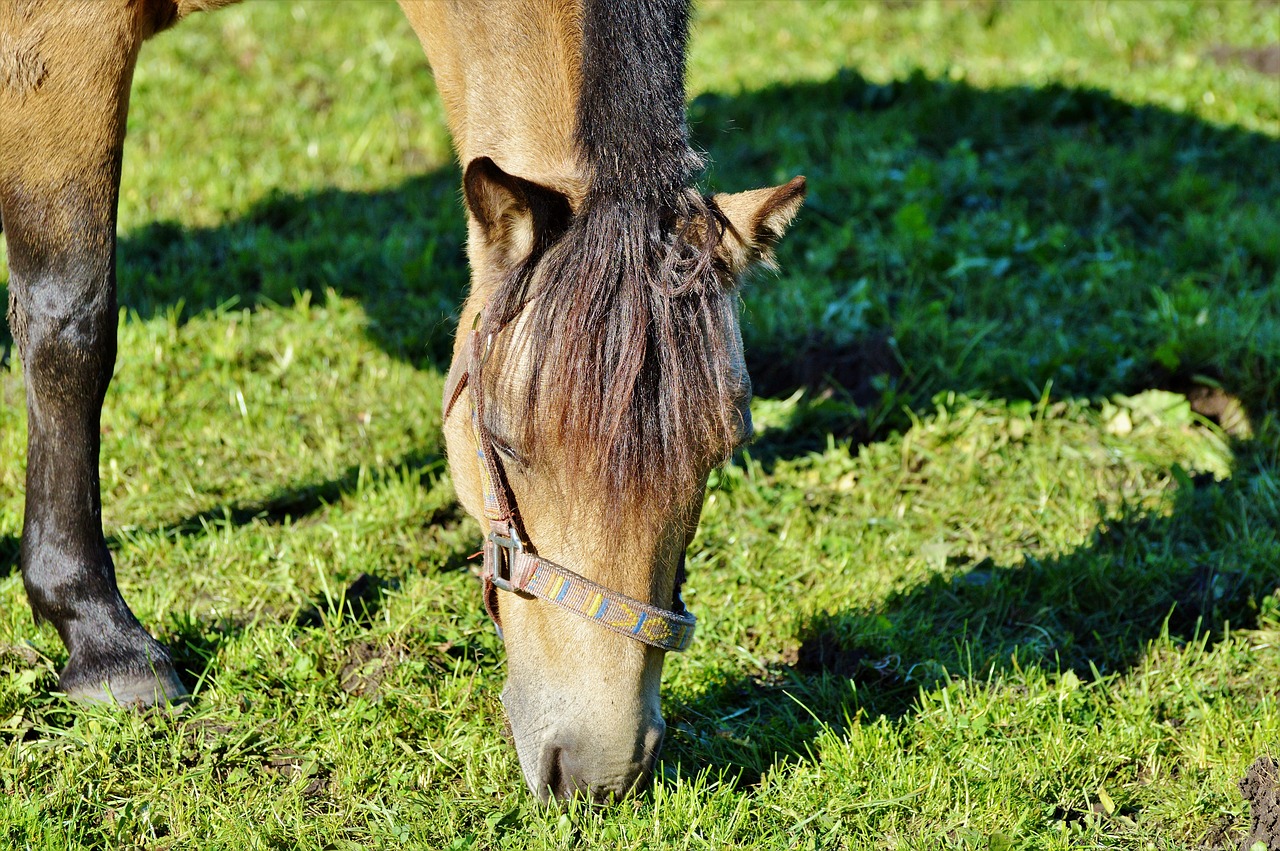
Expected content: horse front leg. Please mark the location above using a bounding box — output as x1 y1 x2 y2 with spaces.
0 3 185 705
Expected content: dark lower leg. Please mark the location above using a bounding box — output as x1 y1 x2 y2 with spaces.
6 200 185 705
17 295 183 703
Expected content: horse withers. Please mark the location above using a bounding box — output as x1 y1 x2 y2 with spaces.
0 0 804 802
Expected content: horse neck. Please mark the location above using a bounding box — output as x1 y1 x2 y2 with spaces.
399 0 589 200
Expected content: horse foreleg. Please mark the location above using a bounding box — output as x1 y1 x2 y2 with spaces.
0 3 185 705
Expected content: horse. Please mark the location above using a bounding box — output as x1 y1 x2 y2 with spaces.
0 0 804 802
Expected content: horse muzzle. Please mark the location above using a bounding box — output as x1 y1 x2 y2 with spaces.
503 681 667 803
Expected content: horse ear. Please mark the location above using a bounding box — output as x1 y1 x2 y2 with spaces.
713 176 806 273
463 157 572 265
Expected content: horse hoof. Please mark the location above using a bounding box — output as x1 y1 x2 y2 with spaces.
60 659 189 708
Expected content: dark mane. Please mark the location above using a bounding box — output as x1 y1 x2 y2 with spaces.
576 0 703 206
480 0 745 521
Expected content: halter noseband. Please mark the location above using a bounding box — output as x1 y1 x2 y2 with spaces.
442 311 696 653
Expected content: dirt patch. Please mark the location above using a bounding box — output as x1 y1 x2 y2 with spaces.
179 716 256 763
790 630 868 678
1208 44 1280 77
266 748 329 796
337 641 403 701
1202 814 1242 850
787 628 904 688
1239 756 1280 851
0 643 42 668
748 332 900 408
1185 384 1253 438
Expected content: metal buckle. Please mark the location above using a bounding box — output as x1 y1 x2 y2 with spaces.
487 524 523 593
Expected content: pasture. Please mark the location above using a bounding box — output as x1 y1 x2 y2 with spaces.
1 0 1278 847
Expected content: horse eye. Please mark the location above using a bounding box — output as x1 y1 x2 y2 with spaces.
492 437 527 467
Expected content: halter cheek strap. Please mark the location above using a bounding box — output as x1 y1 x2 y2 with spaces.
441 325 696 653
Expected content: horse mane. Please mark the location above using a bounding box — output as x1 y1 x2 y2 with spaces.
480 0 745 523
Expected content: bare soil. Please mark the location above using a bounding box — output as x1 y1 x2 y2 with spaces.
1239 756 1280 851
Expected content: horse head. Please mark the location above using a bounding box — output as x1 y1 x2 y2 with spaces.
444 156 805 801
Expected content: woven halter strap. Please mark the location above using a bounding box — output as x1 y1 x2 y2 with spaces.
441 318 696 653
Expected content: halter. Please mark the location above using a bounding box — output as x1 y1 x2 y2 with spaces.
442 311 697 652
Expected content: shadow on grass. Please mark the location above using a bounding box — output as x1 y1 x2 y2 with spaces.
107 446 448 541
707 69 1278 462
114 167 469 370
164 611 250 694
158 510 482 691
663 428 1280 788
0 67 1270 472
94 448 467 690
0 69 1268 439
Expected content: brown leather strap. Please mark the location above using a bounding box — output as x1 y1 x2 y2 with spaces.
441 352 470 423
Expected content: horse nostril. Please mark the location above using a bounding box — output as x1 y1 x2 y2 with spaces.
541 745 624 802
538 746 577 801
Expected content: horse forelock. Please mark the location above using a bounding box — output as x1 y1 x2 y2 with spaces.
481 189 741 527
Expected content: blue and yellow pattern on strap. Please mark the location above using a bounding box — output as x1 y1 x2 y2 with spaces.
516 557 696 651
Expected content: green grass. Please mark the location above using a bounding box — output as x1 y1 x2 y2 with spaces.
2 0 1278 847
